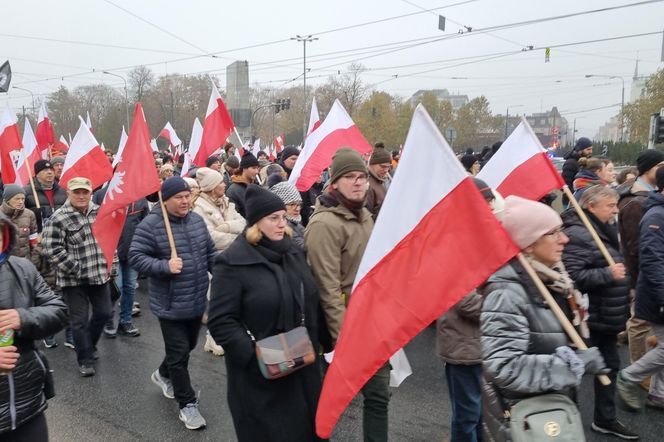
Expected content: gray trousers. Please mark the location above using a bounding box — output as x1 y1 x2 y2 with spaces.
623 323 664 398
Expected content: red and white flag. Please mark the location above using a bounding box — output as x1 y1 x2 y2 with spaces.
251 138 261 157
159 121 182 149
268 144 276 162
112 126 129 168
53 135 69 155
0 103 21 184
307 97 321 136
477 118 564 200
274 133 284 153
193 82 234 166
289 99 372 192
60 116 113 190
93 103 161 272
36 101 55 159
314 105 519 438
16 120 41 185
150 138 159 152
181 118 203 177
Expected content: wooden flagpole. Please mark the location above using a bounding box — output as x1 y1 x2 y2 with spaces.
24 157 40 209
562 186 616 266
158 190 177 259
517 253 610 386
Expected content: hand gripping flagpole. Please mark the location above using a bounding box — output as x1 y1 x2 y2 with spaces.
517 253 611 386
24 157 41 209
562 186 616 266
157 190 178 259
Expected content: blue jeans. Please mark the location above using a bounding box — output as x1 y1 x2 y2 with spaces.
445 363 483 442
116 261 139 325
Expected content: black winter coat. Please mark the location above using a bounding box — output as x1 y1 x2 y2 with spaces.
128 207 216 320
636 192 664 324
208 235 322 442
0 213 68 434
561 151 582 192
23 180 67 232
562 210 630 334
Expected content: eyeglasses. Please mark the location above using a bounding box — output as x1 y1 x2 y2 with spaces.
341 173 368 184
543 227 565 240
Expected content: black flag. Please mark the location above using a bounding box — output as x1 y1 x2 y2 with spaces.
0 61 11 92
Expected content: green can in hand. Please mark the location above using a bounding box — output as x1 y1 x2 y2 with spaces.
0 329 14 375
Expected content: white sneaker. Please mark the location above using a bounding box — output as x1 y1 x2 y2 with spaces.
203 332 224 356
151 370 174 399
179 402 206 430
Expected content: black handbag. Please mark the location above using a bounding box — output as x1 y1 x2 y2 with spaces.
35 350 55 400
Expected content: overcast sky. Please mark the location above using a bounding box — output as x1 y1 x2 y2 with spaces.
2 0 663 140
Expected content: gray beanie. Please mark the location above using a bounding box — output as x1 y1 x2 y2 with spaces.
2 184 25 203
270 182 302 205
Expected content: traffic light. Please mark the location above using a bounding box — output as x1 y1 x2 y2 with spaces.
656 113 664 145
282 98 291 111
274 100 281 114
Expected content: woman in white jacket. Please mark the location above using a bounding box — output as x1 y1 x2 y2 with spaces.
193 167 246 355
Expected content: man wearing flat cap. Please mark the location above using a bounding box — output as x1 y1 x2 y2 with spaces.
129 177 216 430
42 177 112 377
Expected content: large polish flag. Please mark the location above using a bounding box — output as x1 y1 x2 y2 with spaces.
289 99 372 192
35 101 55 158
180 118 203 177
314 105 519 438
193 82 234 166
477 117 564 200
0 103 21 184
16 121 41 185
112 126 129 168
307 97 321 136
159 121 182 148
60 117 113 190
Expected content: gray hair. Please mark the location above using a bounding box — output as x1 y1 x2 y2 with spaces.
578 185 618 209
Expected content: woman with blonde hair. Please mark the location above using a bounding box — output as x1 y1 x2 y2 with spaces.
208 185 322 441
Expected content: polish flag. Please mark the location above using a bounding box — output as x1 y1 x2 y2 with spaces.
53 135 69 155
307 97 321 136
35 101 55 158
274 133 284 153
60 117 113 190
112 126 129 168
159 121 182 149
268 144 276 162
93 102 161 272
251 138 261 157
193 82 234 166
150 138 159 152
289 99 372 192
0 103 21 184
16 120 41 185
181 118 203 177
477 117 564 200
314 105 519 438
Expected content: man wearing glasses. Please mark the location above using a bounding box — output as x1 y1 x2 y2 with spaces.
306 148 391 442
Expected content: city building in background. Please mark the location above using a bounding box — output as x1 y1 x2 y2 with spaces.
226 61 251 142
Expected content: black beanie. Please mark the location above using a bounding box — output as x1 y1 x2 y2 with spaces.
461 154 478 171
205 155 221 168
574 137 593 151
245 184 285 226
34 159 54 175
240 152 259 169
161 177 190 201
280 146 300 162
656 167 664 191
637 149 664 176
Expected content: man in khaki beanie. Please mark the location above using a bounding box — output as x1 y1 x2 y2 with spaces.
365 147 392 220
305 147 390 442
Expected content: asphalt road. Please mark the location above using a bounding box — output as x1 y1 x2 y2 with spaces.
40 284 664 441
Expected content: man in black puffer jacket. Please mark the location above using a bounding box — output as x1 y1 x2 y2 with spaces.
129 177 216 430
561 137 593 205
562 185 636 440
0 211 68 439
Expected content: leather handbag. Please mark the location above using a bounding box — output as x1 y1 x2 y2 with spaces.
248 283 315 380
509 393 586 442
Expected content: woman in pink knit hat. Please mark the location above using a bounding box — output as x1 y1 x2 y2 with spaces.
480 195 607 442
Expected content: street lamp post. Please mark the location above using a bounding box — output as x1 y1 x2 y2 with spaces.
585 74 625 142
102 71 130 129
504 104 523 138
291 35 318 142
12 86 35 120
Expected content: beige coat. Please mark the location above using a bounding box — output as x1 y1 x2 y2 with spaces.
304 198 373 344
193 193 245 252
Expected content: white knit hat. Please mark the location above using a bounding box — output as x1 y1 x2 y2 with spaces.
270 181 302 205
501 195 562 249
195 167 223 192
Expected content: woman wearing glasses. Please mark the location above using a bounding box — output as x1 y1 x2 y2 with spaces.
208 185 322 442
270 182 306 251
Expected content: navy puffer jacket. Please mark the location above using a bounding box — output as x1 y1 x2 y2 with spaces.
636 192 664 324
128 207 217 320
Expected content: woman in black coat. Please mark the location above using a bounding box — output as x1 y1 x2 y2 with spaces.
208 185 322 442
562 185 636 439
0 212 68 441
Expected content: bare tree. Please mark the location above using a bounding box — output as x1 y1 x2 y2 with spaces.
128 66 155 102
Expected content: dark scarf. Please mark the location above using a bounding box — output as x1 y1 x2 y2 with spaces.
320 189 365 219
585 210 620 248
254 235 306 331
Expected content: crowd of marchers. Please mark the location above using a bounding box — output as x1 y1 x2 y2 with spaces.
1 136 664 442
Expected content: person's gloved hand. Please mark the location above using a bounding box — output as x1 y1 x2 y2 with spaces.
555 346 584 380
575 347 608 375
